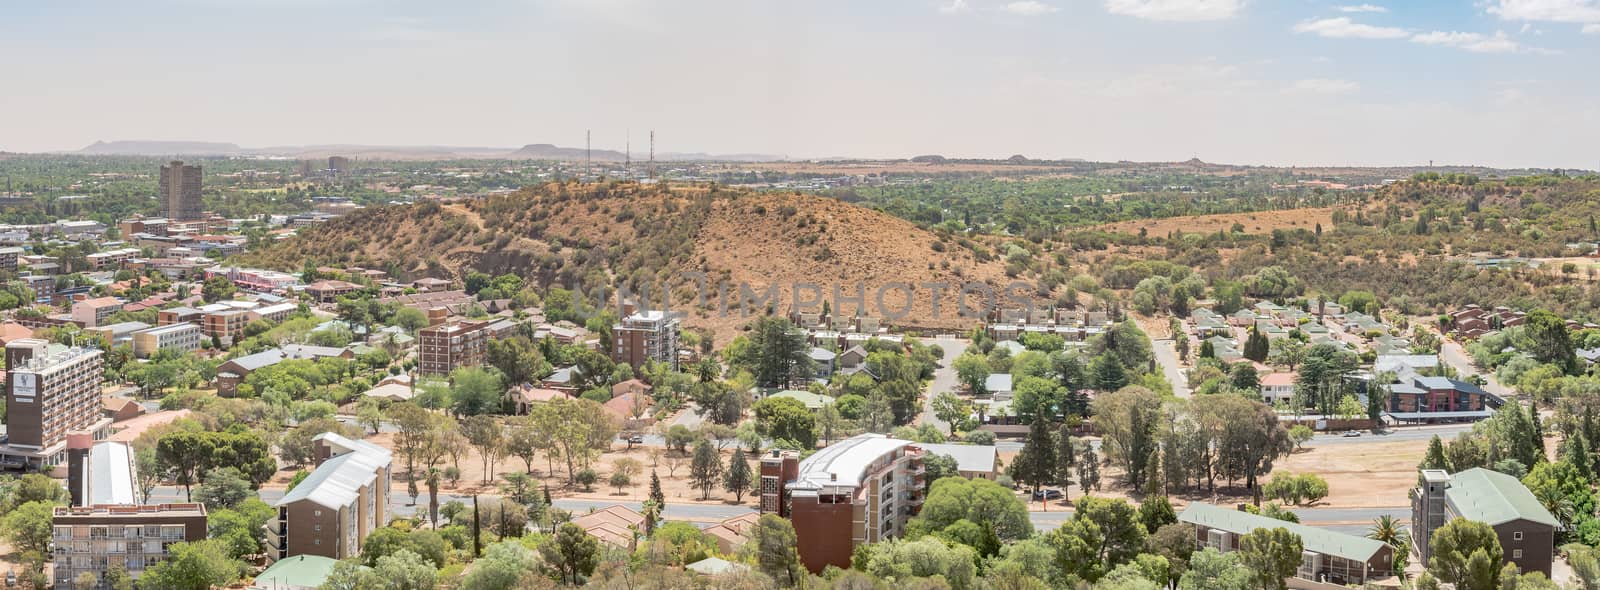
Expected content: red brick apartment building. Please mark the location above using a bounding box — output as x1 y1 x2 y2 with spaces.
266 433 392 564
418 320 493 376
760 434 926 572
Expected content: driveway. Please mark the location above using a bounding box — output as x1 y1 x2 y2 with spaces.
1152 339 1191 398
1440 340 1512 398
921 337 969 432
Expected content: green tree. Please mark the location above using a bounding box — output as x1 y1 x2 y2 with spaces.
2 501 57 554
195 467 251 510
724 448 752 502
449 367 505 416
1428 518 1503 587
1091 353 1129 391
463 540 537 590
749 514 803 587
1237 527 1303 590
753 396 816 449
1138 495 1177 534
689 439 723 500
138 539 243 590
954 354 991 395
1421 434 1449 470
1243 328 1269 363
1011 412 1057 496
907 476 1033 541
1179 549 1252 590
1524 309 1576 372
931 391 973 433
540 522 600 585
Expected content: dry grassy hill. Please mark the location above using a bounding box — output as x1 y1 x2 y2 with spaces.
243 182 1015 341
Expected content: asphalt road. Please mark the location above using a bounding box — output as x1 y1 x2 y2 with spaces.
1152 338 1191 398
921 337 969 432
1301 423 1474 447
1441 340 1511 398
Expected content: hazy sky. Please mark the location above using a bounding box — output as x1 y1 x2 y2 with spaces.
3 0 1599 167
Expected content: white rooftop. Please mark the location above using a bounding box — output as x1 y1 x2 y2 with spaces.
791 433 911 491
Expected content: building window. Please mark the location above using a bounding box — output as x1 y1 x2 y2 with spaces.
1513 531 1523 541
1514 549 1523 559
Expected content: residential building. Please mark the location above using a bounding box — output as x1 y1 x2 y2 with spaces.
1179 502 1393 586
1260 372 1296 406
131 323 202 358
612 310 681 371
305 280 361 303
0 340 110 469
157 306 203 326
760 434 926 572
71 297 123 327
0 246 21 272
159 161 204 221
85 321 151 347
912 443 999 479
1385 375 1500 423
571 505 645 548
54 436 209 587
215 345 350 396
52 501 208 587
1412 468 1558 577
266 433 392 563
86 248 141 271
417 320 492 376
202 309 251 346
247 302 298 324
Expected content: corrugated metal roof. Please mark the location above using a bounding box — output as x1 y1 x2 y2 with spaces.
273 433 390 511
792 433 910 490
1445 468 1559 527
1179 502 1390 562
86 442 138 506
914 442 997 474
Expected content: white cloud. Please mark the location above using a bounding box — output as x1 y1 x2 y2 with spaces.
1410 30 1556 54
1336 4 1388 13
1287 78 1360 94
1487 0 1600 23
938 0 970 14
1103 0 1244 21
1585 23 1600 32
1003 0 1059 15
1292 17 1409 39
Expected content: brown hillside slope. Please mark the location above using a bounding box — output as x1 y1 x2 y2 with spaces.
241 182 1016 341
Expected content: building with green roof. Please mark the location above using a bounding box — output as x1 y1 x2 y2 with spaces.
1413 468 1557 577
1178 502 1395 586
250 554 345 590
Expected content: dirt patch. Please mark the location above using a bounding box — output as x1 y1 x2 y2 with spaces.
1092 208 1337 238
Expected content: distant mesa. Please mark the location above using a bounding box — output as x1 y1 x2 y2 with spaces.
1007 154 1029 163
505 143 626 162
910 154 948 164
77 140 243 156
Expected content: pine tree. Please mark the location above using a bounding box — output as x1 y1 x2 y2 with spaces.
1562 431 1594 483
1244 327 1270 362
1199 339 1215 359
1018 412 1057 496
725 449 753 502
1529 401 1545 458
1076 440 1101 495
1055 425 1077 500
649 471 665 507
1421 435 1448 471
1142 445 1164 497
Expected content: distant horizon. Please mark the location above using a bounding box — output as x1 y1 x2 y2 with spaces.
4 1 1598 169
7 137 1595 172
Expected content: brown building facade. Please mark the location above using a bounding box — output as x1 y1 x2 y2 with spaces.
418 320 492 376
53 504 208 588
612 311 681 371
1413 468 1557 577
1 340 109 469
159 161 203 222
759 434 925 573
266 433 392 564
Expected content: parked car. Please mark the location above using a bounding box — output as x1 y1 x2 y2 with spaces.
1032 489 1063 500
1342 430 1362 438
626 434 645 444
7 570 16 587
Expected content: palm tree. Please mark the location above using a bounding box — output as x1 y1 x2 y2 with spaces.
1368 514 1411 547
1533 485 1577 528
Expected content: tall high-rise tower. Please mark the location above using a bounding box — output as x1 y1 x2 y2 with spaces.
159 161 203 221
